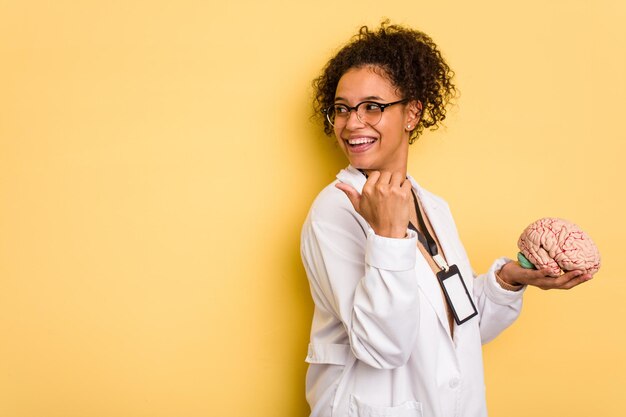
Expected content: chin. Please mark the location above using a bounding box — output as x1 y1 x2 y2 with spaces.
347 157 373 170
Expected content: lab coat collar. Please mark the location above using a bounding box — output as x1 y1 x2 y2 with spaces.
336 165 367 193
336 166 434 206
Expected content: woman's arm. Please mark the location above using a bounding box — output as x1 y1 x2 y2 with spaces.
302 174 421 369
471 258 526 344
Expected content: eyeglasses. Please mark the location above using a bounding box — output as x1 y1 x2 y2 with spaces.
324 99 408 127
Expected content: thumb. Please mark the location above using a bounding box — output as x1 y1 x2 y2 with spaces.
335 182 361 211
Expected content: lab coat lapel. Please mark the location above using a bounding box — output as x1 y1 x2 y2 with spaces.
414 250 452 336
412 183 462 271
410 178 463 337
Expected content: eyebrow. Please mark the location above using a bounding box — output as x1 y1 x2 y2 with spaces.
334 95 385 103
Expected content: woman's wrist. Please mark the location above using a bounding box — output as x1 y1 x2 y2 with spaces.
373 225 409 239
496 263 524 291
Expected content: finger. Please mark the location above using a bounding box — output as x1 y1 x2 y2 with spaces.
375 172 392 199
377 171 392 185
400 177 413 194
335 182 361 211
362 171 380 195
508 265 560 288
537 267 554 276
367 170 381 183
552 270 590 290
558 274 590 290
390 172 405 188
511 266 552 285
536 270 587 290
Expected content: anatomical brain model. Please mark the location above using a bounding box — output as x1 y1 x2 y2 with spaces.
517 217 601 276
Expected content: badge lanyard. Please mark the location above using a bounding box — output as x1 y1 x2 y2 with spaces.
357 169 478 325
408 190 478 325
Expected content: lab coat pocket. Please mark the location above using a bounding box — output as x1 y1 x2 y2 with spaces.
349 395 423 417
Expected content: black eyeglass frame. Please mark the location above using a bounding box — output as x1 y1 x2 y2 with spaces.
323 99 409 127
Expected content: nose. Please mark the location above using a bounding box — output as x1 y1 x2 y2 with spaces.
345 108 365 130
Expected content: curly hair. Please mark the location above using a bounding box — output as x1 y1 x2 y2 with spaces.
313 21 456 144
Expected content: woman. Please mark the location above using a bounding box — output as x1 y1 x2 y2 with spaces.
300 22 592 417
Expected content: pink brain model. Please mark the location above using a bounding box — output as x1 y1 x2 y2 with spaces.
517 218 601 276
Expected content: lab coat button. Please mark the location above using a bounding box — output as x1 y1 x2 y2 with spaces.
449 377 460 388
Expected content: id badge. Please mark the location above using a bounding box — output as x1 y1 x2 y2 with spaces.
436 264 478 325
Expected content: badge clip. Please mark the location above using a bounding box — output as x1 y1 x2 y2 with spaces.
433 254 449 272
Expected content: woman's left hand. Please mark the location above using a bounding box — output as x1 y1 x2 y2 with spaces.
498 261 593 290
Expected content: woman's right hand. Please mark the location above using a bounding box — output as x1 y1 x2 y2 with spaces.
335 171 413 239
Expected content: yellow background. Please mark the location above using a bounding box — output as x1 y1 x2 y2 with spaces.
1 1 624 416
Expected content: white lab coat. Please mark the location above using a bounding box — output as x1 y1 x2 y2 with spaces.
301 166 525 417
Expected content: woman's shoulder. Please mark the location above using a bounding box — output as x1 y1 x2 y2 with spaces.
307 180 355 223
301 180 368 251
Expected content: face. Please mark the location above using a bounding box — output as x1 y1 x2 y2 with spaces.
333 66 420 174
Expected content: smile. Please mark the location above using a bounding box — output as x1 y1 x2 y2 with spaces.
346 137 377 146
344 136 378 153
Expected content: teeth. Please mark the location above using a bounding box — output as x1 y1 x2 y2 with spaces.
347 137 376 145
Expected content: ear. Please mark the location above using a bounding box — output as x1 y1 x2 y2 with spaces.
404 100 422 131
